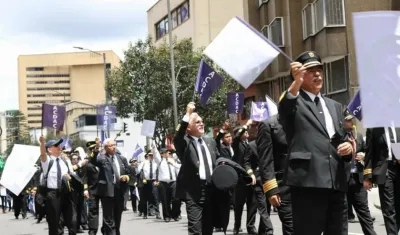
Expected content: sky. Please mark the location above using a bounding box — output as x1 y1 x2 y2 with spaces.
0 0 158 111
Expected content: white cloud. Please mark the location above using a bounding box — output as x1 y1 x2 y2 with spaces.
0 0 158 111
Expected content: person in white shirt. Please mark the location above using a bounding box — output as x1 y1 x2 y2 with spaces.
137 150 160 219
0 185 6 213
152 142 181 222
39 136 86 235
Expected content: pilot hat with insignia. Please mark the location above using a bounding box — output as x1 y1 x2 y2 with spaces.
86 141 97 149
344 109 355 121
295 51 322 68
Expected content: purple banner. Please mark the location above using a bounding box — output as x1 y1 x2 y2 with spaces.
347 90 362 120
96 105 117 131
227 92 244 114
195 59 224 106
132 144 143 160
250 102 270 121
42 104 66 131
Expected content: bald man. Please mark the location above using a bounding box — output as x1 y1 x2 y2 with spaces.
174 102 219 235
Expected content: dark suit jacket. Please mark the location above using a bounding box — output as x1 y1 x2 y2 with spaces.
257 114 290 198
215 130 233 159
243 141 261 182
345 132 366 184
174 119 218 201
90 151 133 198
83 162 99 194
279 89 352 192
232 125 249 166
364 127 400 185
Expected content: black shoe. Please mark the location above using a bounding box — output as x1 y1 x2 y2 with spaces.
349 218 357 223
173 217 180 221
77 229 84 233
156 215 162 219
81 225 89 230
15 216 19 219
233 228 242 235
143 215 147 219
164 217 171 223
214 228 223 232
138 212 142 216
372 216 376 221
247 228 258 234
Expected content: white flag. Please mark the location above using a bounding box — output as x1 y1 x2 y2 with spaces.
204 17 280 88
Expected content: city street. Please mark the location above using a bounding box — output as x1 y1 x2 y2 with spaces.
0 194 387 235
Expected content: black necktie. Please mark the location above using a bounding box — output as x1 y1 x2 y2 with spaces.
198 138 211 183
149 160 153 180
111 156 120 187
314 96 326 127
56 158 61 189
168 160 173 180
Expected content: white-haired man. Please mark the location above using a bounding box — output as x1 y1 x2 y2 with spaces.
89 138 134 235
174 102 219 235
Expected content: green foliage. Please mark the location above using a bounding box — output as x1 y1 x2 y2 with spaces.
107 36 241 147
3 110 34 156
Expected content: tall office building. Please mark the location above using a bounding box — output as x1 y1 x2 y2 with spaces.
18 51 121 129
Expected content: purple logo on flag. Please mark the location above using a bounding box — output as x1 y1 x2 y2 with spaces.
347 91 362 120
132 144 143 160
250 102 269 121
227 92 244 114
97 105 117 131
195 59 224 106
42 104 66 131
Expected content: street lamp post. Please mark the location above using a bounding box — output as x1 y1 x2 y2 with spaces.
73 46 109 137
167 0 179 128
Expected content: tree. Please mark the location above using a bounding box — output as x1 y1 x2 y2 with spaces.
3 110 34 156
108 37 241 147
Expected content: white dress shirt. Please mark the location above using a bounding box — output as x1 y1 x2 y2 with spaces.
41 156 73 189
138 160 158 180
153 147 180 182
385 125 398 160
288 89 335 138
111 155 121 184
182 115 213 180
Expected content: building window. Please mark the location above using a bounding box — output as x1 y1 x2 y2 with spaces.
269 17 285 47
155 0 190 40
27 107 42 111
28 120 42 124
323 56 348 94
26 67 44 71
27 80 70 84
26 74 69 78
27 114 42 117
27 87 70 91
302 0 345 39
242 96 255 120
258 0 269 7
302 3 315 39
261 25 269 38
277 76 292 97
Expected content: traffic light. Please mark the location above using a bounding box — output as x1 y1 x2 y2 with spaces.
123 122 128 133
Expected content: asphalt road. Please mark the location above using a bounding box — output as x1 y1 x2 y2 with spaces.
0 199 387 235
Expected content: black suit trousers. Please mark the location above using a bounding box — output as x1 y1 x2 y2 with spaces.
347 174 377 235
275 191 294 235
100 188 125 235
291 187 347 235
252 183 274 234
46 190 77 235
233 182 257 231
13 194 27 218
185 182 213 235
87 192 100 234
378 163 400 235
159 181 180 219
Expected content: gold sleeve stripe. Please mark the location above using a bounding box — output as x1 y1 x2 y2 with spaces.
363 168 372 175
90 152 95 158
263 178 278 193
247 169 253 175
72 165 78 171
176 124 181 131
279 91 286 102
84 184 88 190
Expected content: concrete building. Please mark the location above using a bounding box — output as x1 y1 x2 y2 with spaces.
147 0 259 48
18 51 121 130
